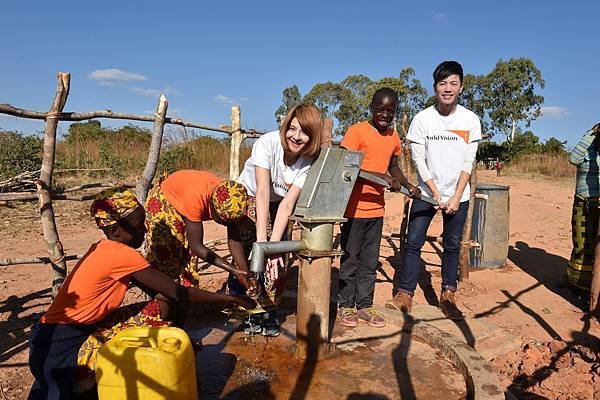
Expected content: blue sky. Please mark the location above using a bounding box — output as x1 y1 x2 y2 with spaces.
1 0 598 146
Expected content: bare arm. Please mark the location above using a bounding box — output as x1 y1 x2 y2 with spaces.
132 267 254 308
254 166 271 243
271 184 301 242
388 155 420 196
184 217 247 278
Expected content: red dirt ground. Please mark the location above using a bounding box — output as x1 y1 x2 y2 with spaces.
1 169 599 399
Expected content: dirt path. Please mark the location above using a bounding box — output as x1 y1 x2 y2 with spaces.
1 170 598 399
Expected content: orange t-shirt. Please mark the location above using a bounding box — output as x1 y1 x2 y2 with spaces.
160 170 221 222
341 121 402 218
41 240 150 324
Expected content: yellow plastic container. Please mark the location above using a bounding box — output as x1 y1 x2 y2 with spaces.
95 326 197 400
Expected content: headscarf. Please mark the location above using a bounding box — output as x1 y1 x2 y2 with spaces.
210 180 248 222
90 187 141 228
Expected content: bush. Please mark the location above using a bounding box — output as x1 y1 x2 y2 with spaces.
0 131 43 179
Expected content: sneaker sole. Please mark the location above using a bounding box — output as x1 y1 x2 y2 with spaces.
339 320 358 328
357 319 386 328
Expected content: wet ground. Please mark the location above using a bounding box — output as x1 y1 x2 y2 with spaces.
187 311 467 400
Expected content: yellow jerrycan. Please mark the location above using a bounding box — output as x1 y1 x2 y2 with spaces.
95 326 197 400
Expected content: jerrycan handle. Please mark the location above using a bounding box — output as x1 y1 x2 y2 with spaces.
117 336 158 349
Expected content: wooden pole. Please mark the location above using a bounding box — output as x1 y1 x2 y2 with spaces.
459 161 478 282
136 94 168 204
38 72 70 296
229 105 242 180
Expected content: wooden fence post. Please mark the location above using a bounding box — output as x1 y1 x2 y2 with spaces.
229 105 242 180
136 94 168 204
38 72 70 296
459 161 478 282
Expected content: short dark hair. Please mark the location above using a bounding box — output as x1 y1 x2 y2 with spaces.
371 87 399 106
433 61 464 85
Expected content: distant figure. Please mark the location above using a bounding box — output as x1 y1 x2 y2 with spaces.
495 159 504 176
386 61 481 320
567 122 600 293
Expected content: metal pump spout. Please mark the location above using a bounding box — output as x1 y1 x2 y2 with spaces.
249 240 308 273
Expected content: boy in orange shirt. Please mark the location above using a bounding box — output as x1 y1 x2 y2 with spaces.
338 88 420 328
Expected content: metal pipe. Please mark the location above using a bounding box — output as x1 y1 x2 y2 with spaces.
249 240 308 273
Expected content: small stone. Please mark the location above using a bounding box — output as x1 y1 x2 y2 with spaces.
549 340 568 354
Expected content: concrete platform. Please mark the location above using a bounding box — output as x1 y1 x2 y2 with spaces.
395 304 522 360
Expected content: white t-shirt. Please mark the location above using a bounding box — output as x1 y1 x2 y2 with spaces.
407 105 482 203
237 130 312 202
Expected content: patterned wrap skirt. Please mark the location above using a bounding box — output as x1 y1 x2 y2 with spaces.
144 180 205 287
568 194 600 291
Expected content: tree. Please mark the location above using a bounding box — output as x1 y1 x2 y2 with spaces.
503 130 541 160
483 58 545 141
542 137 567 154
460 74 489 135
274 85 302 124
278 69 427 137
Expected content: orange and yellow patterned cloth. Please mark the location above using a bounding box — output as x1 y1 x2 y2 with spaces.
90 187 140 228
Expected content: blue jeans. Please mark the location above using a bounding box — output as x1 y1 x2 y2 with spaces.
395 198 469 295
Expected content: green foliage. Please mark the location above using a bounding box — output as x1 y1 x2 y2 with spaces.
482 58 545 139
542 137 567 154
274 85 302 124
279 58 545 140
0 131 43 179
282 69 427 137
158 145 196 174
477 131 566 162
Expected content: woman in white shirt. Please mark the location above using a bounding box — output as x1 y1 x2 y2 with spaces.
228 104 323 336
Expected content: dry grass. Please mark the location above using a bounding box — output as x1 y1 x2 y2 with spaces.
505 153 575 179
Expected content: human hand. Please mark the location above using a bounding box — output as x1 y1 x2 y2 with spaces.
444 195 460 214
407 184 421 198
245 274 260 298
266 255 283 282
233 295 256 310
432 191 445 210
233 269 250 290
385 176 403 192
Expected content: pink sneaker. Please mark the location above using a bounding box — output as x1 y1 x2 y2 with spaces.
338 307 358 328
356 307 386 328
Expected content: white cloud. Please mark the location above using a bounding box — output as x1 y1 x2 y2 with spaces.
214 94 247 105
131 86 181 98
88 69 147 84
434 12 447 21
541 106 569 118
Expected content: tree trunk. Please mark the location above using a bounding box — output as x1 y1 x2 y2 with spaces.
459 161 478 282
136 94 168 204
510 116 516 141
229 105 242 180
38 72 70 297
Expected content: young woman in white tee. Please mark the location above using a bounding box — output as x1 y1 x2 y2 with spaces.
228 104 323 336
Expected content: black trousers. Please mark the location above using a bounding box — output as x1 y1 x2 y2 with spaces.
337 217 383 309
28 323 97 400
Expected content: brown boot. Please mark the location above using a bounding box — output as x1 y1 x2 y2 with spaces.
385 291 413 313
439 290 464 320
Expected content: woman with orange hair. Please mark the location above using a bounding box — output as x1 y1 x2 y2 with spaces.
227 104 324 336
